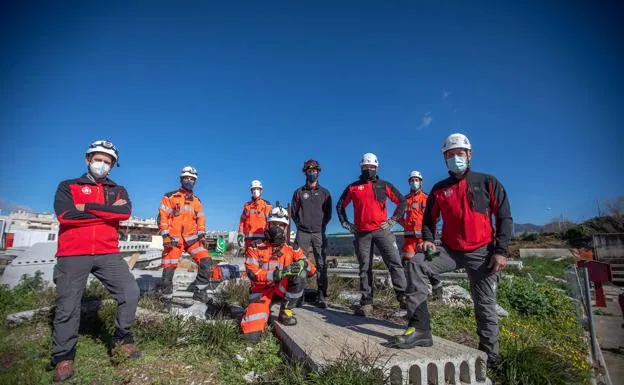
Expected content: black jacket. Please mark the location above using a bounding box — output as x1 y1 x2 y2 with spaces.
291 183 332 233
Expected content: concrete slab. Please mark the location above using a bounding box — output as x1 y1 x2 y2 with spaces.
272 304 490 385
519 248 573 259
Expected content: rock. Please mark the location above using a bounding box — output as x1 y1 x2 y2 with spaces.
5 306 51 328
172 302 208 320
337 291 360 304
496 304 509 317
243 371 259 383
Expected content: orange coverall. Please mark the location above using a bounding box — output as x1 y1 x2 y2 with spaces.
158 189 210 268
398 190 428 260
240 242 316 334
238 198 272 248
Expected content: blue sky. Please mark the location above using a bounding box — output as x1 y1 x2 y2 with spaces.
1 1 622 232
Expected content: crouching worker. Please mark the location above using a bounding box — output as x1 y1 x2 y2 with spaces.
240 206 316 344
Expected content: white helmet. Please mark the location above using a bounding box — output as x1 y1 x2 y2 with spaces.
250 180 263 190
441 133 471 153
85 140 119 163
360 153 379 167
267 206 289 225
408 171 423 180
180 166 198 179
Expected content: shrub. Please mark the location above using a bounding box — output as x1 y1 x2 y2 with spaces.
0 272 54 319
497 277 571 318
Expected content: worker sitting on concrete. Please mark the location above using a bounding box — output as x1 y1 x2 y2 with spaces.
238 180 272 249
392 133 512 369
398 170 443 300
240 206 316 344
158 166 213 302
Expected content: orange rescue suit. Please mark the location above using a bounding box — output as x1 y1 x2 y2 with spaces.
158 189 208 268
240 242 316 334
238 198 272 245
398 190 428 260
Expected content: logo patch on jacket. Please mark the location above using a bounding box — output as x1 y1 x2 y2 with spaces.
358 185 364 190
81 186 92 195
302 192 310 199
443 188 453 197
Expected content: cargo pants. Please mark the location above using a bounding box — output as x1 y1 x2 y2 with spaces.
404 244 500 360
295 231 328 296
355 228 407 305
51 254 140 364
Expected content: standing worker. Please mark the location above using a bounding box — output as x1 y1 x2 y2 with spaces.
337 153 407 316
398 171 443 300
240 206 317 343
291 159 332 308
158 166 213 302
51 140 141 382
392 133 512 369
238 180 272 248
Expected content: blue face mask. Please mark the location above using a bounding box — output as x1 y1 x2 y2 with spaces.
182 180 195 191
306 172 318 183
446 155 468 174
410 181 420 191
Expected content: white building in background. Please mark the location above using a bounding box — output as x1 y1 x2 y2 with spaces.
0 209 237 249
0 210 59 248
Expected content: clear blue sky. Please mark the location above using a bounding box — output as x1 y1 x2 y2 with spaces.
1 1 622 232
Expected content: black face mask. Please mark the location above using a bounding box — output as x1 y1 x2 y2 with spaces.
361 169 377 180
265 226 286 247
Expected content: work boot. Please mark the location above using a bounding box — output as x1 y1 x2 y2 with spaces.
354 303 373 317
316 290 327 309
391 327 433 348
189 258 213 302
431 282 444 301
486 355 499 369
159 267 175 297
112 343 143 360
53 360 74 382
278 302 297 326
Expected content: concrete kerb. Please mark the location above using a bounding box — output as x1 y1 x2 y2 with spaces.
271 304 491 385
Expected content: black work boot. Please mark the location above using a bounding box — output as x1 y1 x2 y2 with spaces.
393 301 432 347
392 327 433 348
159 267 175 298
278 301 297 326
316 290 327 308
191 258 213 302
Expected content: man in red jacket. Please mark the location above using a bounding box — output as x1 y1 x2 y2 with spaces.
51 140 141 382
337 153 407 317
392 134 512 370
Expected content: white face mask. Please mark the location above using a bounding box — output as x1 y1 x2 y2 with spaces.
89 161 111 178
251 189 261 198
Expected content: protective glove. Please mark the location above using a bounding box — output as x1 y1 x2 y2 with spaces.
161 235 177 247
197 232 206 241
283 260 305 278
237 233 245 247
380 219 396 231
342 222 357 234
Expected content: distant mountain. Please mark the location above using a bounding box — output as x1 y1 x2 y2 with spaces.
513 223 542 234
